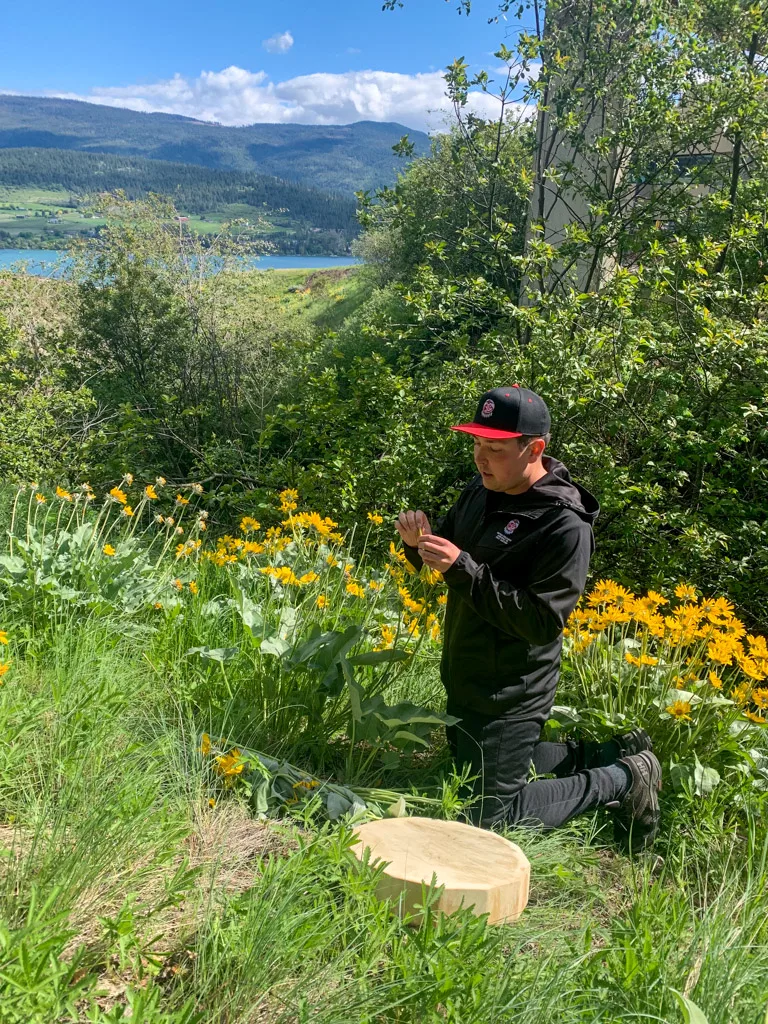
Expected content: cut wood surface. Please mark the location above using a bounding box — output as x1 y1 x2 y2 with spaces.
352 816 530 925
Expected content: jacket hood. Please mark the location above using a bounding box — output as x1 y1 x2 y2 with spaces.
483 456 600 525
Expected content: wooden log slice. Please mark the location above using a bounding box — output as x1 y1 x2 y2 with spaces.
351 816 530 925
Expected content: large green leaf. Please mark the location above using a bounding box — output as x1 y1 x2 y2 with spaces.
186 646 239 663
671 989 709 1024
234 589 264 634
261 636 291 658
348 649 411 666
670 757 721 797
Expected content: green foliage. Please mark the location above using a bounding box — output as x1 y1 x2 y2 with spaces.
0 309 93 481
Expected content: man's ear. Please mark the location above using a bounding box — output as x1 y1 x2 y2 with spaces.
529 438 547 460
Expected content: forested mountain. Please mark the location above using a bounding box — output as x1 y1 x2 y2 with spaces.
0 148 358 232
0 95 430 194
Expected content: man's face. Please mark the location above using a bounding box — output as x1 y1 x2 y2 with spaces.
472 436 543 493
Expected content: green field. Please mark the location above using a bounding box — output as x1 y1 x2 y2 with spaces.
0 186 106 243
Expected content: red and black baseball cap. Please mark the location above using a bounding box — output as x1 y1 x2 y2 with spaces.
451 385 551 439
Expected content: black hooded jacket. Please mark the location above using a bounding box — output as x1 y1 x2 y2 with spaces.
405 457 599 720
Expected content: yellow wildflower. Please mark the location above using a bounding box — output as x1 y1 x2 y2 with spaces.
124 473 134 485
298 572 320 585
744 710 766 725
0 663 10 678
732 682 752 705
666 700 693 721
437 593 448 606
109 486 127 505
156 476 167 487
708 635 740 666
214 749 245 776
587 579 621 606
328 532 346 545
367 512 384 525
260 566 301 586
103 544 116 557
747 634 768 659
56 485 72 501
154 602 163 610
208 798 216 808
144 484 158 500
639 654 659 666
625 652 641 667
122 506 134 517
368 580 383 592
326 554 340 568
189 581 198 595
240 516 261 533
739 656 767 682
379 625 397 648
176 494 190 506
346 581 366 599
241 541 265 556
200 733 211 755
191 483 204 495
279 487 299 512
0 632 7 645
316 595 328 609
35 493 46 504
173 578 183 591
752 688 768 710
674 583 698 602
708 671 723 690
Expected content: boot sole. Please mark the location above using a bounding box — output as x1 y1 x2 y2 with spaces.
614 752 662 853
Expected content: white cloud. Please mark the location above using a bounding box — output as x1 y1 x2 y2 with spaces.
263 30 294 54
43 66 525 133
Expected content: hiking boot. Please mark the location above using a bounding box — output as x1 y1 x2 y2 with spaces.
612 751 662 854
613 727 653 759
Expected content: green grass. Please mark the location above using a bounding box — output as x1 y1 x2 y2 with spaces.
1 488 768 1022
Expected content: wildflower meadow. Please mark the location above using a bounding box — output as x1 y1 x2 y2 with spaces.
1 474 768 1023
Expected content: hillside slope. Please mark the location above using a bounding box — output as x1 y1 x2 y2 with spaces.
0 96 430 194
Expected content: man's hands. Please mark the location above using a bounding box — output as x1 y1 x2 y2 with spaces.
395 510 432 547
396 510 461 572
417 534 461 572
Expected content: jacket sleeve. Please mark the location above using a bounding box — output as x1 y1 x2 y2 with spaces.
402 502 458 573
441 516 592 645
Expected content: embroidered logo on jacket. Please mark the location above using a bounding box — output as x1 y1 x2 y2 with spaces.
480 399 495 418
504 519 520 535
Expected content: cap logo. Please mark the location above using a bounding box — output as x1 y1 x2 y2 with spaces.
480 399 495 418
504 519 520 535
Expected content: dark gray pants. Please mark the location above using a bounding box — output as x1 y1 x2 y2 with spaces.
447 710 629 829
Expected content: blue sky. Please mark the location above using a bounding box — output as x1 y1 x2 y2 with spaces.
0 0 534 131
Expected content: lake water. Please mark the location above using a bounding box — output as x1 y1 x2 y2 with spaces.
0 249 361 277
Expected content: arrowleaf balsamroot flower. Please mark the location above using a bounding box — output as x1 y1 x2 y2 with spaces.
0 663 10 679
110 487 127 505
176 494 190 506
666 700 693 721
103 545 116 557
240 517 260 533
56 486 72 501
367 512 384 525
35 493 46 504
144 485 158 500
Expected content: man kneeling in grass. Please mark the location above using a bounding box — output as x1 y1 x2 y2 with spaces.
397 386 662 853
